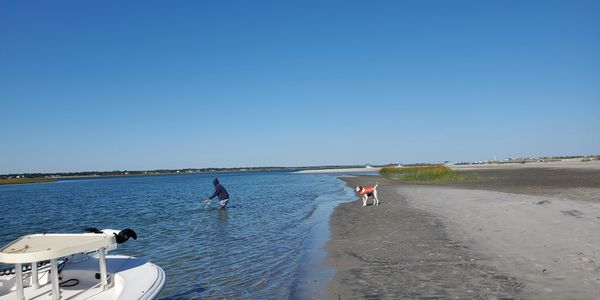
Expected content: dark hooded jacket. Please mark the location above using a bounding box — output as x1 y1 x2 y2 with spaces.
209 178 229 200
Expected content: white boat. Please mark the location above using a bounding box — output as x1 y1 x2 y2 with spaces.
0 228 165 300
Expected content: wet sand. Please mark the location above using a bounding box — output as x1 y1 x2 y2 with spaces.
326 166 600 299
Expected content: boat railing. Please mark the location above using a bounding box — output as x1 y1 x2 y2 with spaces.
0 233 118 300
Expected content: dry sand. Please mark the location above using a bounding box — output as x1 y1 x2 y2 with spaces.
326 165 600 299
401 187 600 299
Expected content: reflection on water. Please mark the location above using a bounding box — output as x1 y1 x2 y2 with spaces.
0 172 351 298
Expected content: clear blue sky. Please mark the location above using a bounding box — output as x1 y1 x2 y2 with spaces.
1 0 599 173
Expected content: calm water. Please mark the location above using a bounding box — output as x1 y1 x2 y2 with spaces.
0 171 354 299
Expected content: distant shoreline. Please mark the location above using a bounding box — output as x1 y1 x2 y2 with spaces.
4 160 598 185
0 167 367 186
298 159 600 174
0 165 367 180
0 178 57 185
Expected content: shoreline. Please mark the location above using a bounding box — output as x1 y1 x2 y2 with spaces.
292 178 355 299
325 166 600 299
0 170 294 186
0 178 57 185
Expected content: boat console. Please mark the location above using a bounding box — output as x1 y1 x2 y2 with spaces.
0 229 165 300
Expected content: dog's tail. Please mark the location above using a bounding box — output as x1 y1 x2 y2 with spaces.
374 182 379 189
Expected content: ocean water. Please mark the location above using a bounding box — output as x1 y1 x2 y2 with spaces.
0 171 354 299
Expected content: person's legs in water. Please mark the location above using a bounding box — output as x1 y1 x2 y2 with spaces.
218 198 229 209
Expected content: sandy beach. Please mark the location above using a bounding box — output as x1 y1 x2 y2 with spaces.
326 162 600 299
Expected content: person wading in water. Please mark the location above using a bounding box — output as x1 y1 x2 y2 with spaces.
204 178 230 209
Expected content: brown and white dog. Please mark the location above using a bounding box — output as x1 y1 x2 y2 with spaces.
355 183 379 207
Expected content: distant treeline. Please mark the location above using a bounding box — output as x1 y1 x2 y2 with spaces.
0 165 368 179
0 178 57 185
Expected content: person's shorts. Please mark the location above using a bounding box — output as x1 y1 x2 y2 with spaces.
218 199 229 209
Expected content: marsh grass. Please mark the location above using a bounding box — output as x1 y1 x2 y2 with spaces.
379 165 477 183
0 178 56 185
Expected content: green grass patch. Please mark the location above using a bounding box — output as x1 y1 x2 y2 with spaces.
379 165 477 183
0 178 57 185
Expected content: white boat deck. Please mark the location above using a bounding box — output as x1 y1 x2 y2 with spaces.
0 234 116 263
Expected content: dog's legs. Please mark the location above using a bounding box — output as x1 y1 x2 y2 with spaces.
362 195 367 207
373 190 379 205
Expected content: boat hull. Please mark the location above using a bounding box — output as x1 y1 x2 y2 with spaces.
0 254 165 300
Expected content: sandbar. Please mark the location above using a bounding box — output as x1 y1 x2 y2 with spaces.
326 165 600 299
